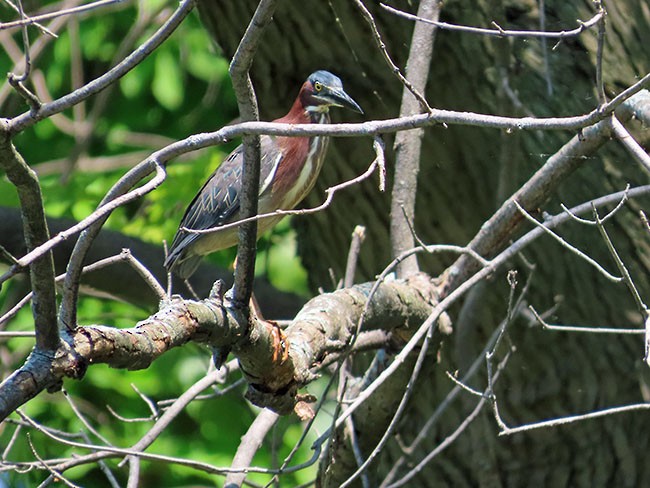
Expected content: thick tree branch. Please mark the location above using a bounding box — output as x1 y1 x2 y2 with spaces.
0 131 57 351
0 275 438 421
442 90 650 295
390 0 440 277
0 296 230 421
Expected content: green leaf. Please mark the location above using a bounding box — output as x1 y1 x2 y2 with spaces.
152 49 184 110
120 63 148 99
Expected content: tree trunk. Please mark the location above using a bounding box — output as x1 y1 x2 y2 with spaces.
198 0 650 485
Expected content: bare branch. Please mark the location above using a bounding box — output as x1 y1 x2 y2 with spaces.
390 0 441 277
560 184 629 225
119 249 167 300
317 184 650 446
27 433 82 488
6 0 42 110
7 0 195 134
1 250 165 326
58 162 167 329
1 422 22 460
225 408 279 487
384 389 486 488
443 90 650 294
0 135 57 350
609 116 650 174
594 2 607 106
497 402 650 436
513 200 622 282
339 319 435 487
62 2 165 180
0 0 56 36
0 0 125 32
381 3 604 39
344 226 366 288
529 306 643 334
229 0 277 308
382 266 536 487
1 91 643 287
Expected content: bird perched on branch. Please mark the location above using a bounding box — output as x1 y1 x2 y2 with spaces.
165 70 362 279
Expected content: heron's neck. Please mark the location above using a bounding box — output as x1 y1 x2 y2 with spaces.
276 97 330 125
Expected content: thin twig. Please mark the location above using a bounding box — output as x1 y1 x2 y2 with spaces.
265 373 340 486
380 264 535 488
352 0 431 112
344 226 366 288
592 206 648 314
14 401 321 478
529 306 643 334
313 185 650 449
62 389 112 445
594 2 607 106
58 162 167 329
119 249 167 300
8 0 195 134
347 417 371 488
498 402 650 436
445 371 484 397
27 433 82 488
184 137 385 238
560 184 629 225
6 0 42 110
513 200 622 282
1 423 22 460
0 250 164 326
609 116 650 174
381 3 604 39
1 0 56 36
339 321 435 487
225 409 279 486
385 352 511 488
3 88 646 289
0 0 125 32
0 331 35 337
107 383 159 423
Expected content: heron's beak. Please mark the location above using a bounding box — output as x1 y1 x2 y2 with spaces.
325 87 363 114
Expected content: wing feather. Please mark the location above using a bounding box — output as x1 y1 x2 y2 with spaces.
165 135 282 273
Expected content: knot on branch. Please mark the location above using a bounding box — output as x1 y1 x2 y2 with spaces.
49 336 88 383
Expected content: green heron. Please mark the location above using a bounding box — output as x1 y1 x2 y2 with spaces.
165 71 362 279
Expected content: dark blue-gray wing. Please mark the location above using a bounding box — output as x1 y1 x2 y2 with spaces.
164 145 244 275
165 136 280 278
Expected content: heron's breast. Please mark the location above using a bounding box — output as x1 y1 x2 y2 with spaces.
273 136 329 210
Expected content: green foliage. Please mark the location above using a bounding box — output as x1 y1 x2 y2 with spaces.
0 2 312 485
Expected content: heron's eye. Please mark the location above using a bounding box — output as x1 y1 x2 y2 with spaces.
314 81 323 92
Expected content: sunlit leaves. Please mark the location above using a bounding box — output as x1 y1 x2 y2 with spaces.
152 48 184 110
